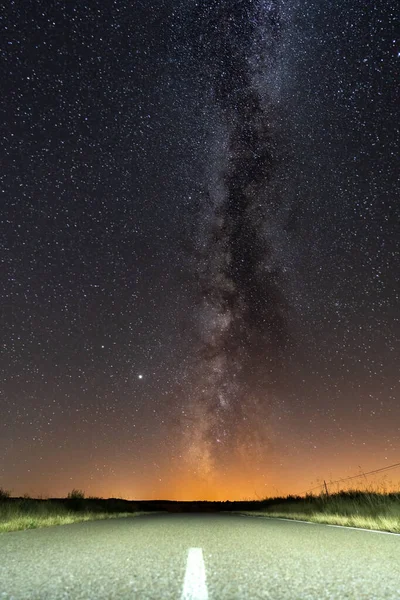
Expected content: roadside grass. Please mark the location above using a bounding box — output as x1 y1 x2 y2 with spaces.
3 486 400 534
0 489 143 533
238 489 400 533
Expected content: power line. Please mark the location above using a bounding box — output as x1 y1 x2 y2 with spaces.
300 461 400 496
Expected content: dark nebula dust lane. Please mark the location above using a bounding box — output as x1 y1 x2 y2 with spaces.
179 0 294 485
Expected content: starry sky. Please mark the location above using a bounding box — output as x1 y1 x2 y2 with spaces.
1 0 399 501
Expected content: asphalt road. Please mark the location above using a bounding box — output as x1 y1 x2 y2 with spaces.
0 513 399 599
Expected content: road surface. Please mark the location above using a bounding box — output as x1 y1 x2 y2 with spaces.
0 513 399 599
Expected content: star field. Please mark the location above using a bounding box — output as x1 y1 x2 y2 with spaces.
1 0 399 500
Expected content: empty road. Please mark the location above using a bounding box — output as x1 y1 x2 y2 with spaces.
0 513 399 599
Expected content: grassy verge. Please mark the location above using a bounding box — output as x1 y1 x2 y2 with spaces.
237 490 400 533
0 509 140 533
0 492 145 533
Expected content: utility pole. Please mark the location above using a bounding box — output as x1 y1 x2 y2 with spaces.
323 480 329 496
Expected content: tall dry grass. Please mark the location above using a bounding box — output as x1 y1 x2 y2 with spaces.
241 488 400 533
0 488 141 533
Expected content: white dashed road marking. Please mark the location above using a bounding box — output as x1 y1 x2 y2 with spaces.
181 547 208 600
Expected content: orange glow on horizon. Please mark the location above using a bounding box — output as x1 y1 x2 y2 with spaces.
7 450 400 502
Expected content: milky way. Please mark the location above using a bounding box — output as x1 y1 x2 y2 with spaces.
181 0 294 480
1 0 398 500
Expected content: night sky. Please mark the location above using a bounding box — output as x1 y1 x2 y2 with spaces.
1 0 399 501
